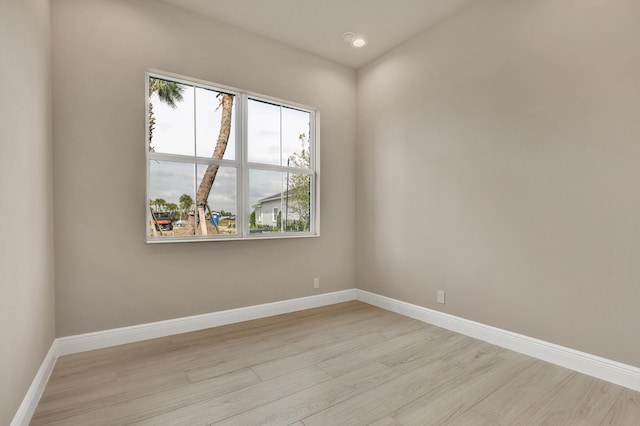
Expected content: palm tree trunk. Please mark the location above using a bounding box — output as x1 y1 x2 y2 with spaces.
186 93 234 235
148 101 155 152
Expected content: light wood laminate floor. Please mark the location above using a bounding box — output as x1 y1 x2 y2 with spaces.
32 301 640 425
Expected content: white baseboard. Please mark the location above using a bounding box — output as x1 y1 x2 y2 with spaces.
57 289 357 356
11 341 58 426
14 287 640 425
355 289 640 392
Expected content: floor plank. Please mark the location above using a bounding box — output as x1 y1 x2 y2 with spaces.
137 365 333 425
601 388 640 425
32 368 262 425
447 361 576 425
212 362 396 425
369 346 535 425
513 373 623 425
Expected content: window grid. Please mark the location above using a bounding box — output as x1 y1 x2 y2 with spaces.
146 71 318 242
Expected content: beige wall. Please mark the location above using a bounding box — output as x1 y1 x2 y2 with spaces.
52 0 357 336
0 0 55 422
357 0 640 367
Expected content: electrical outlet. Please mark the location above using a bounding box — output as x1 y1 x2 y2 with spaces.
437 290 446 304
314 278 320 289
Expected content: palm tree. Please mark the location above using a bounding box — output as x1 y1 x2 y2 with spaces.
179 194 193 220
154 198 166 212
165 202 179 221
186 93 234 235
148 77 184 151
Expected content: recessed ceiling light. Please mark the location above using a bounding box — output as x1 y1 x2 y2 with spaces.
351 37 367 48
342 32 367 48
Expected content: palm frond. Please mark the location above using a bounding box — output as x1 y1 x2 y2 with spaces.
149 78 184 108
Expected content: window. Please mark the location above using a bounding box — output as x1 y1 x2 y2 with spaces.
146 71 318 242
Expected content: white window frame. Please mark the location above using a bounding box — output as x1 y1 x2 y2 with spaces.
146 70 320 243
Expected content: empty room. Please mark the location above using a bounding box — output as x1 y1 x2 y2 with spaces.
2 0 640 424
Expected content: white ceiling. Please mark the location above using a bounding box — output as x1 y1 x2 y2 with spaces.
160 0 478 69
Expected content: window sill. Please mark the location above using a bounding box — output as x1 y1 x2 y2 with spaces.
146 233 320 244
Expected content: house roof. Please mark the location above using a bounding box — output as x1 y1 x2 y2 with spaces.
258 192 288 204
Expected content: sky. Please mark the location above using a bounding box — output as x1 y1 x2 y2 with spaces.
149 81 311 215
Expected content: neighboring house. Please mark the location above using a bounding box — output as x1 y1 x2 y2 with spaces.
252 192 303 227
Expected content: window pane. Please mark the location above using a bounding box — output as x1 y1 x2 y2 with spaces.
195 87 235 160
249 170 312 233
148 160 195 237
284 173 312 232
249 169 284 232
248 99 280 165
149 79 194 156
282 107 311 169
195 165 237 235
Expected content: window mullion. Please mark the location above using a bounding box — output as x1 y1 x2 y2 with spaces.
246 162 312 175
241 93 250 238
